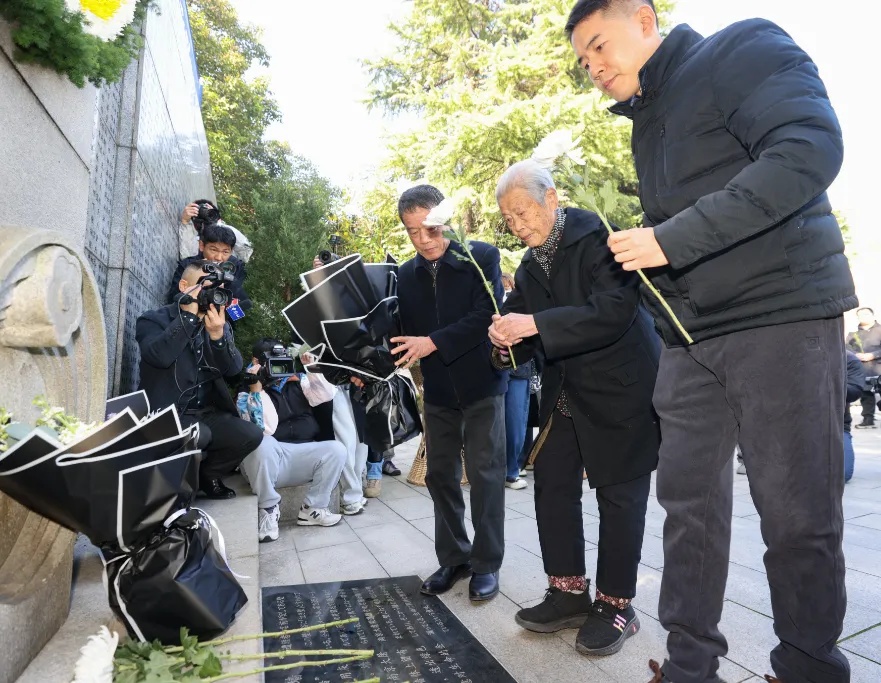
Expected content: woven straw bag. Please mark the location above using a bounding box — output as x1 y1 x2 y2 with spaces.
406 364 468 487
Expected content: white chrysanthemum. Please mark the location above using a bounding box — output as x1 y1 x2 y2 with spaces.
65 0 138 42
531 130 586 169
71 626 118 683
58 421 100 445
422 198 457 227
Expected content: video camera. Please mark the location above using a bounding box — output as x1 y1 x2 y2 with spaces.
194 261 236 312
246 343 296 387
318 235 343 265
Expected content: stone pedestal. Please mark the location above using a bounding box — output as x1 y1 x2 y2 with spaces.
0 226 108 683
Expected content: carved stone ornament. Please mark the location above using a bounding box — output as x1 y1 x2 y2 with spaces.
0 226 108 683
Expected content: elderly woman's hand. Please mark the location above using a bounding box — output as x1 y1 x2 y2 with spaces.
489 313 538 347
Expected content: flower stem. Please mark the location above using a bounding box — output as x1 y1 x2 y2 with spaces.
595 213 694 345
164 617 361 653
228 648 374 661
202 655 374 682
460 241 518 369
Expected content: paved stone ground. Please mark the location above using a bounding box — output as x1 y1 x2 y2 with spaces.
260 411 881 683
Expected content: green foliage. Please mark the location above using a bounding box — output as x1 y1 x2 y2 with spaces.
233 157 340 355
363 0 674 245
0 0 153 87
187 0 288 229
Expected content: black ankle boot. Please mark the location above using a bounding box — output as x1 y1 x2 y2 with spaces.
515 587 593 632
199 477 236 499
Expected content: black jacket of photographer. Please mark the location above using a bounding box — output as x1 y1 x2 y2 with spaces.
844 351 866 433
166 254 251 310
846 322 881 377
610 20 856 346
397 240 508 409
136 303 243 417
501 208 661 489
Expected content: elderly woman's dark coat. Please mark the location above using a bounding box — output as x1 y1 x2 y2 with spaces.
502 207 661 488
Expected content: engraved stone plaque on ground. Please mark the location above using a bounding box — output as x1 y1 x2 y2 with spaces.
262 576 516 683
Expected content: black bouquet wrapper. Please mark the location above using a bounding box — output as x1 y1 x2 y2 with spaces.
103 509 247 644
284 255 423 451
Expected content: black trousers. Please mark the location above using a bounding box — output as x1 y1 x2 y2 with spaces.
533 411 650 598
654 319 848 683
860 390 876 420
424 394 506 574
184 409 263 479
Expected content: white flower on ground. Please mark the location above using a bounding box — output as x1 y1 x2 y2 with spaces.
422 198 457 227
531 130 586 169
71 626 118 683
64 0 139 42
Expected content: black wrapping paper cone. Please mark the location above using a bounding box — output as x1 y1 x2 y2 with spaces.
105 390 151 420
322 297 402 378
284 255 383 348
0 407 199 546
361 374 422 452
104 509 247 643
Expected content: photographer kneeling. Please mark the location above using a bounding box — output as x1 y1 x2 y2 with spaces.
237 339 347 542
136 260 263 499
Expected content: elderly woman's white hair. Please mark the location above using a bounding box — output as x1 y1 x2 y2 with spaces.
495 159 557 205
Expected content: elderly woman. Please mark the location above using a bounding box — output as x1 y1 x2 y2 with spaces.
490 160 660 657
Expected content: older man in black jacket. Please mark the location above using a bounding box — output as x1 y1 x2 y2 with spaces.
392 185 508 603
567 2 856 682
490 160 660 658
137 260 263 499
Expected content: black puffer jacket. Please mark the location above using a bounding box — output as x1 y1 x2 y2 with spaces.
611 20 856 346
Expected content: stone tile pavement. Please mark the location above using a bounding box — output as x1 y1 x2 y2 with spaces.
261 415 881 682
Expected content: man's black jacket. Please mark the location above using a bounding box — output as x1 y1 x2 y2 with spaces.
263 380 320 444
611 20 856 346
846 322 881 377
502 208 660 488
397 240 508 409
136 303 243 415
166 254 251 310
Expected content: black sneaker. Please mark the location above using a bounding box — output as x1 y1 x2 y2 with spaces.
515 587 593 633
576 600 640 656
856 418 876 429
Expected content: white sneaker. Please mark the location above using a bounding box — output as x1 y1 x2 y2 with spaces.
297 504 342 527
258 505 280 543
519 468 528 477
342 498 368 516
505 477 528 490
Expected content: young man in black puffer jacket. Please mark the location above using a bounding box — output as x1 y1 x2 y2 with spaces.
567 2 856 682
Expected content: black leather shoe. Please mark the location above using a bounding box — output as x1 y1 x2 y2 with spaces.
469 571 499 602
420 563 472 595
199 477 236 499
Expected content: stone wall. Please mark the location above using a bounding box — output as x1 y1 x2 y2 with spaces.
0 0 214 396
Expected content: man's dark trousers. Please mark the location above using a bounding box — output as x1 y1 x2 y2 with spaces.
654 319 849 683
184 408 263 479
424 395 506 573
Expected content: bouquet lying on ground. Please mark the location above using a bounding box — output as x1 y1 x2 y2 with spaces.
1 392 246 645
74 619 380 683
532 130 693 345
